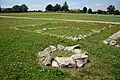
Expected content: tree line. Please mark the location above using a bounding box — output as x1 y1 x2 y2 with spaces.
0 4 28 13
0 1 120 15
45 1 120 15
45 1 69 12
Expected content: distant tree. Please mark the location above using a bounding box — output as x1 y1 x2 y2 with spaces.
102 11 107 14
61 1 69 11
114 10 120 15
92 11 97 14
53 4 61 11
83 7 87 13
97 10 103 14
45 4 53 11
12 5 20 12
2 8 13 13
38 10 42 12
0 6 1 13
88 8 92 14
20 4 28 12
107 5 115 14
97 10 107 14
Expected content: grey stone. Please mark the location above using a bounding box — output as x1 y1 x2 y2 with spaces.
75 60 84 67
52 61 59 67
64 44 80 51
103 40 109 45
115 44 120 48
71 49 82 54
38 51 52 66
57 44 65 50
55 57 76 68
109 40 117 46
71 53 88 60
42 55 52 66
42 28 47 31
38 51 49 62
44 47 52 54
49 46 57 52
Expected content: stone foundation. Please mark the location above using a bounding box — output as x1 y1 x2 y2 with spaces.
37 44 89 68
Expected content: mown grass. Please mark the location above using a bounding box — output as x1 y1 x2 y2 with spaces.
0 12 120 22
0 17 120 80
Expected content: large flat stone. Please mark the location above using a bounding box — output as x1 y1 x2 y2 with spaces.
55 57 76 68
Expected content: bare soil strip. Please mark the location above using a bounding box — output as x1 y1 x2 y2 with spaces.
0 16 120 24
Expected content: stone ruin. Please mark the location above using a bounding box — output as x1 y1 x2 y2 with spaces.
103 31 120 48
37 44 89 68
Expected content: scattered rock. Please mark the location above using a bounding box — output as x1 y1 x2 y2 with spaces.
57 44 65 50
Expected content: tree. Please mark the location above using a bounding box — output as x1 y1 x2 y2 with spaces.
114 10 120 15
12 5 20 12
61 1 69 11
45 4 53 11
83 7 87 13
53 4 61 11
88 8 92 14
92 11 97 14
2 8 13 13
0 6 1 13
97 10 107 14
102 11 107 14
20 4 28 12
107 5 115 14
97 10 103 14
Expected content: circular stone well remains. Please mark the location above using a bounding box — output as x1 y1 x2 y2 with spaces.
37 44 89 68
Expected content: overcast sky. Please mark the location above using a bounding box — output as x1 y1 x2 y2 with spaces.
0 0 120 11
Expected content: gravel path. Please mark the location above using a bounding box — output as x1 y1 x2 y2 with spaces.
0 16 120 24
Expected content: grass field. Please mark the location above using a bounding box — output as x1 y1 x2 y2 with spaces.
0 13 120 80
0 12 120 22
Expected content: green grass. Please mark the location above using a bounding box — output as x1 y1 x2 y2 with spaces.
116 38 120 44
0 12 120 22
0 15 120 80
16 21 108 37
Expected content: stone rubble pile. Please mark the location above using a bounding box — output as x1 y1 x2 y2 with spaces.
37 44 89 68
103 31 120 47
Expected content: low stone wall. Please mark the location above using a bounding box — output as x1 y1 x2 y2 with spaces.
103 31 120 47
37 44 89 68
